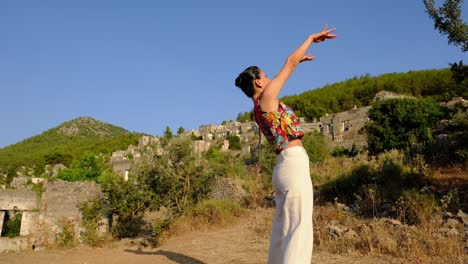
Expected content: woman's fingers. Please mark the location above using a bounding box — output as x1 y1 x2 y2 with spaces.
322 24 328 32
312 25 337 43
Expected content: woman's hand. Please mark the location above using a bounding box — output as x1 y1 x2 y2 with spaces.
299 54 316 63
312 24 337 43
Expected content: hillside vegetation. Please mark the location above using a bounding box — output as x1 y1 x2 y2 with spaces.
0 117 143 174
282 68 465 120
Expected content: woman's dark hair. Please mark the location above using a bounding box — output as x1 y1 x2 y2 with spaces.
235 66 261 98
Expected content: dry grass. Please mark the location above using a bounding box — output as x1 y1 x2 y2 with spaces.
151 199 247 246
311 156 358 185
313 205 467 263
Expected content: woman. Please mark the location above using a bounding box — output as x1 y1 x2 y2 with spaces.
234 25 336 263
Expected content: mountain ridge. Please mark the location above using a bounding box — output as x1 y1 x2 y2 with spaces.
0 116 143 172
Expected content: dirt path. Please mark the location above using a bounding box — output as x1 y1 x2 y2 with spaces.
0 208 423 264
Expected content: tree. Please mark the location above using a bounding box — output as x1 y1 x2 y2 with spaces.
177 126 185 135
98 172 151 238
236 112 253 123
423 0 468 52
133 138 213 214
56 154 103 181
450 60 468 98
44 152 73 167
163 126 173 140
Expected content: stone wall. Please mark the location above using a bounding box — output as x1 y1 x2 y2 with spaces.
0 189 39 211
41 180 102 222
192 140 211 154
317 106 370 149
0 180 103 252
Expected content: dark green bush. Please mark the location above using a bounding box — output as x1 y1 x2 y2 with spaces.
302 131 329 163
366 98 446 158
57 153 103 181
227 135 241 150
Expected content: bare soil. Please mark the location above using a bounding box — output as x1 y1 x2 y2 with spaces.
0 208 453 264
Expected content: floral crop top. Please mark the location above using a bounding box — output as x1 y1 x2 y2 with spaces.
254 99 304 154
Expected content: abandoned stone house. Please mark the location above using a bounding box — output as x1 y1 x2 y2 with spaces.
0 180 101 252
303 106 371 149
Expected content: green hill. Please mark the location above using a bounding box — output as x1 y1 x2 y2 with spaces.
280 68 465 120
0 117 144 174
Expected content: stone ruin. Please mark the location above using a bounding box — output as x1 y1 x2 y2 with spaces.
195 104 373 151
0 189 40 252
302 106 371 149
0 180 102 252
373 90 413 102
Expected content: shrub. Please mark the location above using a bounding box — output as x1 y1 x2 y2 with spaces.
428 103 468 167
302 131 329 163
320 150 426 216
331 145 359 157
57 153 103 181
188 200 245 225
31 182 44 198
227 135 241 150
99 173 151 238
397 190 437 225
366 98 446 158
256 142 277 190
206 149 249 180
80 199 109 247
151 218 172 247
56 219 77 248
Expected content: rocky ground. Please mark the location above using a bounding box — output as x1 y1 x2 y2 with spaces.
2 207 465 264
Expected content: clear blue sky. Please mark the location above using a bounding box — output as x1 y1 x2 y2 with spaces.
1 0 467 148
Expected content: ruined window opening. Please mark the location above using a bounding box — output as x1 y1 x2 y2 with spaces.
327 124 334 135
1 210 22 238
343 120 351 131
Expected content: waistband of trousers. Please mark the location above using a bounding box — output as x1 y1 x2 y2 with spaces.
278 146 307 159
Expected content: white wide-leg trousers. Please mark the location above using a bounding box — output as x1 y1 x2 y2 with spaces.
268 146 313 264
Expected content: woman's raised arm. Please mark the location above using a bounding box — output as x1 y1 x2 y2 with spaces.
260 25 336 112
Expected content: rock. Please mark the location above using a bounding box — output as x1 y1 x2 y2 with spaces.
343 229 357 239
447 228 460 237
208 177 247 204
373 91 412 102
356 224 371 235
438 227 450 235
444 218 460 229
430 215 443 226
381 202 395 212
456 210 468 226
326 224 345 240
381 218 402 227
443 211 453 218
335 203 349 212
